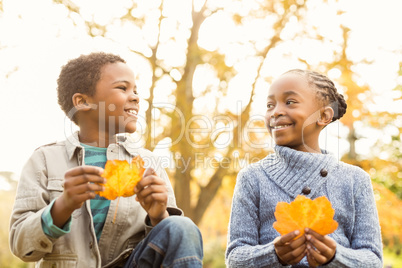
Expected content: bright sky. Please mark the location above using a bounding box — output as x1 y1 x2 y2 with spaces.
0 0 401 185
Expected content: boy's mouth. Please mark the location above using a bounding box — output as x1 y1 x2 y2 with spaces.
126 109 138 117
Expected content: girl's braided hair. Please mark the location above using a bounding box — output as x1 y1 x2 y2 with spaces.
285 69 347 122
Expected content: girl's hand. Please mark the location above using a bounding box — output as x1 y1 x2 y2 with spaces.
135 168 169 226
305 228 337 267
274 230 307 265
52 166 105 227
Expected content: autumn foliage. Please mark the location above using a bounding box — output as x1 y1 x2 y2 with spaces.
97 156 145 200
273 195 338 238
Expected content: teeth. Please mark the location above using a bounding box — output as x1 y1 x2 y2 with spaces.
272 124 291 129
127 110 137 115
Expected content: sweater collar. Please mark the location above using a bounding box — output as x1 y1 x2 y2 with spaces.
261 145 339 199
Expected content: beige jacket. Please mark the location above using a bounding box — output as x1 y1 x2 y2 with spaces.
9 132 181 268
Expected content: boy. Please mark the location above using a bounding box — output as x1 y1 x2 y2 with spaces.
9 52 203 267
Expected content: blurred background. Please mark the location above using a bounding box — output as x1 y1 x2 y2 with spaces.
0 0 401 267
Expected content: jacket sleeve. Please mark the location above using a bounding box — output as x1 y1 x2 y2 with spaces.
225 170 289 268
325 174 383 268
9 148 58 262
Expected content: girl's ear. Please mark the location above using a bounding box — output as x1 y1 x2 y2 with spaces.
72 93 91 112
317 106 334 127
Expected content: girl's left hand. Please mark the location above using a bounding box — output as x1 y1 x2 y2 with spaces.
135 168 169 226
305 228 337 267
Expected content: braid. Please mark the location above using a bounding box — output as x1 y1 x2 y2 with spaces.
285 69 347 122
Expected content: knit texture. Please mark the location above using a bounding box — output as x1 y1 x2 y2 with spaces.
226 145 382 268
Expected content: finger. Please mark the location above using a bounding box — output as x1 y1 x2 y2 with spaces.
64 174 105 188
280 244 307 265
64 181 104 196
289 248 307 264
275 230 301 246
305 228 335 247
306 232 336 259
143 167 156 177
307 236 333 257
143 192 168 205
65 166 104 177
290 234 307 248
307 243 327 265
305 228 324 240
136 185 168 201
307 250 318 268
275 232 306 262
66 191 98 205
135 175 165 192
277 234 306 257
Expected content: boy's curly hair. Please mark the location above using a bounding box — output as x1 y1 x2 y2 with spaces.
57 52 126 124
285 69 347 122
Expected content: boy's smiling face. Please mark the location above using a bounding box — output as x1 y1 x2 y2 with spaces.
265 73 323 152
86 62 139 136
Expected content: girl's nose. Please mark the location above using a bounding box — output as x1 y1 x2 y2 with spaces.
271 104 285 118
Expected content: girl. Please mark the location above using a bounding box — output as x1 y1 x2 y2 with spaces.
226 69 382 267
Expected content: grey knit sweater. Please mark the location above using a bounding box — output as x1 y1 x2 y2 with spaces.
226 146 382 267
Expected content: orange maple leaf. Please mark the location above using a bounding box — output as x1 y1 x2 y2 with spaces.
97 156 145 200
273 195 338 238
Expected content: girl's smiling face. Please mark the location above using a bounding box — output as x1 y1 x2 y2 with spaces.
265 73 324 152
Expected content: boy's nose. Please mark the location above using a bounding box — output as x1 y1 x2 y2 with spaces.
129 92 140 103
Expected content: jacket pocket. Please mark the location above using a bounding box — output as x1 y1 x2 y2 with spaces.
47 177 82 219
103 248 133 268
39 254 78 268
47 177 64 202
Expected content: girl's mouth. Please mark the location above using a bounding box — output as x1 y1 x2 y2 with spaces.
271 124 292 130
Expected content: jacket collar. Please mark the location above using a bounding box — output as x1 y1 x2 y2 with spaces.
66 132 82 161
65 132 140 161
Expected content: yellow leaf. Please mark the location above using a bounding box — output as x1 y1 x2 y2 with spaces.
273 195 338 238
97 156 145 200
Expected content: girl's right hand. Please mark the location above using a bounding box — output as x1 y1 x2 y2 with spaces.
51 166 105 227
274 230 307 265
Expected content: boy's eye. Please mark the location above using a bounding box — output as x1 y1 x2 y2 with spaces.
117 86 127 91
267 103 274 109
286 100 296 105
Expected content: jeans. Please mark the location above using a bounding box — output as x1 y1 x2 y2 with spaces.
123 216 203 268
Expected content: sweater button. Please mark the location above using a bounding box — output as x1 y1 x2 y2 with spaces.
302 187 311 195
320 168 328 177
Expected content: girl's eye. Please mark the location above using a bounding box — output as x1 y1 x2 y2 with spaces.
286 100 296 105
117 86 127 91
267 103 274 109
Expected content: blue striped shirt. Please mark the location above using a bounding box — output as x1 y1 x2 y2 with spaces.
82 144 110 241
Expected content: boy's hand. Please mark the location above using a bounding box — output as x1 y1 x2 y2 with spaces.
52 166 105 228
305 228 337 267
135 168 169 226
274 230 307 265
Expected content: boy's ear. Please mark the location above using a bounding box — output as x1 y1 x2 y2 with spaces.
72 93 91 112
317 106 334 127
